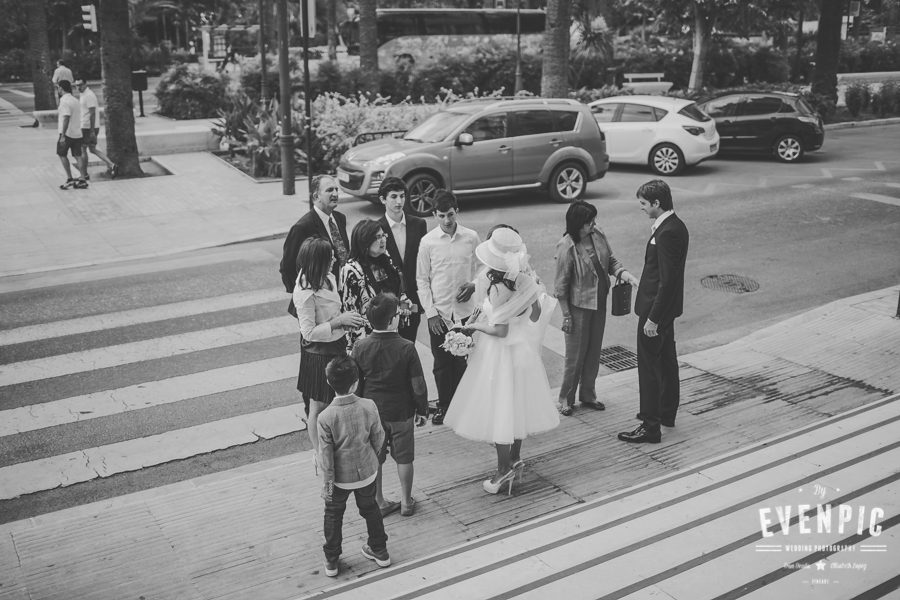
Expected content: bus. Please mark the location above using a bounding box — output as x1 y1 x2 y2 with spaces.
376 8 546 67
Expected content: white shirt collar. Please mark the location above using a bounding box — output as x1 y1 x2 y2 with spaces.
313 205 333 226
651 210 674 233
385 212 406 227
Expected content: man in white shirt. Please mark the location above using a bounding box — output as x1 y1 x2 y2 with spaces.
51 59 73 86
56 80 87 190
75 79 117 180
416 190 480 425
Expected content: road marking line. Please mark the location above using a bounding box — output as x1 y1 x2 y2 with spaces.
850 192 900 207
0 288 285 345
0 317 290 387
0 404 306 501
0 355 298 436
8 89 33 98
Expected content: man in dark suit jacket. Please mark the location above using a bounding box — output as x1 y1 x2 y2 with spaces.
619 180 689 444
279 174 350 317
376 177 428 342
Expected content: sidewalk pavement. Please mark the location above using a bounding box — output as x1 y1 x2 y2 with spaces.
1 285 897 600
0 98 311 279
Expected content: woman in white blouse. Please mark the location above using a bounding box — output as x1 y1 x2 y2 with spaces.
293 237 366 455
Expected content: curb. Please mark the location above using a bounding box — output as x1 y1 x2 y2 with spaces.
825 116 900 130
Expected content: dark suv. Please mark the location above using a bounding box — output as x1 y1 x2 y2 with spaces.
337 97 609 216
697 92 824 162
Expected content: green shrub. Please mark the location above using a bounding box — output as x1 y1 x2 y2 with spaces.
0 48 29 82
844 82 870 116
871 81 900 117
156 64 228 119
66 48 102 81
240 54 288 101
746 46 790 83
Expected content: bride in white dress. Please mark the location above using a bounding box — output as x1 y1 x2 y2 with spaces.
444 227 560 495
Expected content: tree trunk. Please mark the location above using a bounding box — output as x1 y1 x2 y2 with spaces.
99 0 143 177
541 0 570 98
812 0 842 102
791 9 805 82
26 0 56 111
326 0 337 61
359 0 378 75
687 1 712 92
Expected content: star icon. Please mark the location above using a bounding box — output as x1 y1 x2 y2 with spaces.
816 560 827 571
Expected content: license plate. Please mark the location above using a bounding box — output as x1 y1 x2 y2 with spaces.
337 169 350 183
710 143 718 152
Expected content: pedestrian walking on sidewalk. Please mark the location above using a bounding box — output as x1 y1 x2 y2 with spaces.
416 191 480 425
444 228 560 496
75 79 117 180
318 355 391 577
55 80 88 190
554 202 638 417
281 174 350 318
351 293 428 518
618 180 689 445
294 238 366 457
51 59 73 86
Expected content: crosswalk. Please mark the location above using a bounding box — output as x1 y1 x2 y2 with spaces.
0 275 567 503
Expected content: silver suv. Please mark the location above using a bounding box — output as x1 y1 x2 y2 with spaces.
336 98 610 216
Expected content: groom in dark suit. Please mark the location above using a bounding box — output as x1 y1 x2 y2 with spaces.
377 177 428 342
619 180 689 444
279 174 350 317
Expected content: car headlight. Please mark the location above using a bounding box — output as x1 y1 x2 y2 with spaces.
362 152 406 168
370 171 385 184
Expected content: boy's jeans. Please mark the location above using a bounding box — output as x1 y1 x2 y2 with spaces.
323 479 387 561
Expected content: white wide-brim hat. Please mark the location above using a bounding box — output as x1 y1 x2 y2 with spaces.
475 227 525 273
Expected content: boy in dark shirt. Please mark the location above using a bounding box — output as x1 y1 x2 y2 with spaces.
351 293 428 517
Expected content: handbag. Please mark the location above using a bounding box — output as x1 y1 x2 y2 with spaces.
610 273 632 317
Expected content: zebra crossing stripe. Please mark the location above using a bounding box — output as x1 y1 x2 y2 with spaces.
0 404 306 501
0 288 285 345
0 316 290 387
0 355 298 436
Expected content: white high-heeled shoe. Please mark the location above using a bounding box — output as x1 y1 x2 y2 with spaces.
483 468 517 496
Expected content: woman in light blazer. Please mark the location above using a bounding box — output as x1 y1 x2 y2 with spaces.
554 202 639 416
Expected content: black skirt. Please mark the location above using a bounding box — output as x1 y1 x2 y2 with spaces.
297 343 346 405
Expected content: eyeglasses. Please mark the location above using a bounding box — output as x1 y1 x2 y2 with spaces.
374 233 388 240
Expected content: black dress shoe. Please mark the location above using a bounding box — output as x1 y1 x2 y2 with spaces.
432 408 446 425
661 418 675 428
618 425 661 444
580 401 606 411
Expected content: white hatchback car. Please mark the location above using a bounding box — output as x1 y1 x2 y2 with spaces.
588 95 719 175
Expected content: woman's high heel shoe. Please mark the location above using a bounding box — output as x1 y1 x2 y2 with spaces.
483 468 517 496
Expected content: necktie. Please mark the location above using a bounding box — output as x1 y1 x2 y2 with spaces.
329 217 349 267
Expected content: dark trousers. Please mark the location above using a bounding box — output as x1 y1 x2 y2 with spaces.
636 315 680 430
559 303 607 406
429 326 467 409
322 480 387 562
398 312 421 344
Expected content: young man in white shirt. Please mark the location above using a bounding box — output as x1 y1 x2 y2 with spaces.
56 80 88 190
75 79 117 180
416 190 480 425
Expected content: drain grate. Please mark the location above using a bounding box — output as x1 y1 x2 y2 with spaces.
599 345 638 372
701 274 759 294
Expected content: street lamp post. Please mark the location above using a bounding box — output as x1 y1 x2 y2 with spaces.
257 0 266 102
301 0 314 205
514 0 523 94
276 0 294 195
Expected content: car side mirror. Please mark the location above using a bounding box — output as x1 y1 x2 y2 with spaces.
457 132 474 146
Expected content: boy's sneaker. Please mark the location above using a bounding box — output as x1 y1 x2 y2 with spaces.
74 178 88 189
324 557 339 577
109 163 118 179
60 178 76 190
361 544 391 568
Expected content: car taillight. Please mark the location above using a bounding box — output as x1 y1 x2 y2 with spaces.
682 126 704 136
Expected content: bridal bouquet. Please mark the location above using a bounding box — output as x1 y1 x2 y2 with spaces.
442 329 475 357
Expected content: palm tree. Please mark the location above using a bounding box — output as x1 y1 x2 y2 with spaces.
812 0 843 103
26 0 56 111
541 0 571 97
359 0 377 76
100 0 143 177
326 0 337 61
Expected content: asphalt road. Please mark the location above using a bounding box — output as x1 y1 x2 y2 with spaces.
1 122 898 524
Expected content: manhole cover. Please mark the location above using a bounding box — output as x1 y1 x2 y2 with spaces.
599 345 638 372
701 274 759 294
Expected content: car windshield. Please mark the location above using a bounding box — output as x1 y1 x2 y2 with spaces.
678 103 712 122
404 111 471 143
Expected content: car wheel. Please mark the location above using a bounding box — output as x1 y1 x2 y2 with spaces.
405 172 442 217
774 134 804 162
649 143 685 175
548 162 587 203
